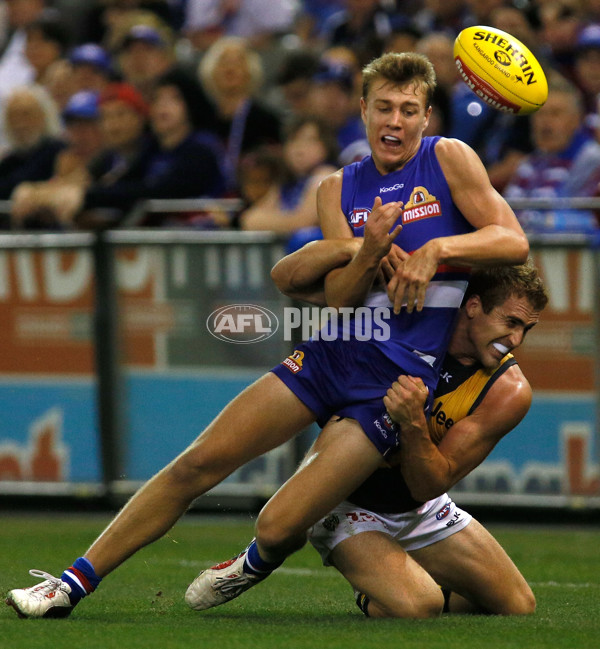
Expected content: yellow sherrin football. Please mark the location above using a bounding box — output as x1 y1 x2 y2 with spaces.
454 25 548 115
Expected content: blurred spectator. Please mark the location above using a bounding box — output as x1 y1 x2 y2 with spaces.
56 73 226 229
0 85 65 201
321 0 395 64
198 36 282 191
11 90 104 228
417 32 488 145
538 0 585 81
81 0 175 46
117 23 175 101
293 0 345 48
481 4 540 191
307 59 368 165
0 0 46 108
272 48 320 118
320 45 363 117
240 115 337 234
183 0 298 52
413 0 470 38
572 24 600 128
69 43 113 94
462 0 506 26
23 13 70 85
237 145 283 211
383 20 423 55
503 74 598 232
14 81 154 228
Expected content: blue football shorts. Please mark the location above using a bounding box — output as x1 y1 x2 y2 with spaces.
270 337 433 456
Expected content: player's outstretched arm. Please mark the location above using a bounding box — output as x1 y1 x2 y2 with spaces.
384 367 532 502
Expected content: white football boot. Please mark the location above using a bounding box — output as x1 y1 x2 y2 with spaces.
6 570 74 618
185 550 263 611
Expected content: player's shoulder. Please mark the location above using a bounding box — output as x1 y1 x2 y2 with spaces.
483 361 532 413
434 136 477 160
434 137 489 185
317 167 344 195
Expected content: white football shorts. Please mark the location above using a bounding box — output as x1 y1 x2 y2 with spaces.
308 493 472 565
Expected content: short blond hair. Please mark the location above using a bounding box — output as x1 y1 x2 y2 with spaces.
362 52 436 107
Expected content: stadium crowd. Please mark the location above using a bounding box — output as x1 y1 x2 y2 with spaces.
1 0 599 236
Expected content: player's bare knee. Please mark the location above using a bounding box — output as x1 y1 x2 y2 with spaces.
369 588 443 619
164 444 231 495
502 585 536 616
255 508 307 558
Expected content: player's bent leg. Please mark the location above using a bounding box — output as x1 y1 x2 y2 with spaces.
186 419 385 612
410 518 535 615
330 531 444 618
254 418 384 563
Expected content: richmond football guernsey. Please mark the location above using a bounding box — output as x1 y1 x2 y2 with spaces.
347 353 517 513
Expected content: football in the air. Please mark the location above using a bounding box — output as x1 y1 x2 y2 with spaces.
454 25 548 115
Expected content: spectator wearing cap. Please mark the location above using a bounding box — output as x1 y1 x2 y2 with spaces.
42 74 226 228
69 43 112 94
11 81 153 228
0 84 65 203
306 58 368 165
117 23 175 102
198 36 282 192
11 90 104 228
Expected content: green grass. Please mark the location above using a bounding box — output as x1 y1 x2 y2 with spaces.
1 514 599 648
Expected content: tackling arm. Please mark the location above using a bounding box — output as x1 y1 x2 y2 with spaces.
384 368 532 502
270 238 362 306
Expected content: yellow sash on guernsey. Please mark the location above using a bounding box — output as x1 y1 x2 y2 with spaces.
428 354 515 445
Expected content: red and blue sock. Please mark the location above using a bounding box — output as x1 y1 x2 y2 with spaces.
61 557 102 605
242 539 283 578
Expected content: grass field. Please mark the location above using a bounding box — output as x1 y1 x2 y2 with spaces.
1 513 599 649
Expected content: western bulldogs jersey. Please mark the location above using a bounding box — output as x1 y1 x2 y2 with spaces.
339 136 474 389
347 353 518 513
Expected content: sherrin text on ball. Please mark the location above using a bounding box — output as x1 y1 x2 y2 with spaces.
454 25 548 115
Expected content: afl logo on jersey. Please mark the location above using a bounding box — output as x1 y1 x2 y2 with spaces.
403 186 442 225
350 208 369 228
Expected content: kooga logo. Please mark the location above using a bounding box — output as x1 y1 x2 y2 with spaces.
380 183 404 193
206 304 279 343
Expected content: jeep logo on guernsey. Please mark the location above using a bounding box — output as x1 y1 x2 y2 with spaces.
402 186 442 225
350 208 369 228
206 304 278 343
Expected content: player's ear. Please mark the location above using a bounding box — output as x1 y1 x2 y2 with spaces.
465 294 482 318
360 97 367 124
